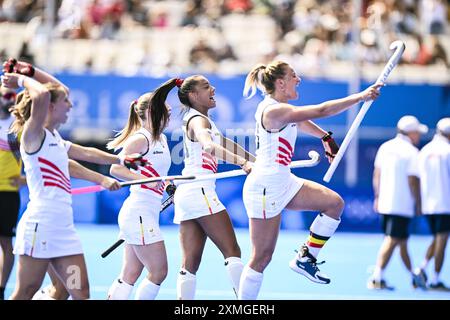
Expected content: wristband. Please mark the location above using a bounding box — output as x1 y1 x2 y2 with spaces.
321 131 333 142
17 75 25 88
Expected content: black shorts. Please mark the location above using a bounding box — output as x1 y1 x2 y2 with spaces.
381 214 411 239
426 215 450 234
0 191 20 237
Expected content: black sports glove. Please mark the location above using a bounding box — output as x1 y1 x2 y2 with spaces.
322 131 339 162
119 153 147 170
3 58 35 77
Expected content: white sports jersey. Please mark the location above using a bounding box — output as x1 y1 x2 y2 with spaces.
181 108 221 178
418 134 450 215
253 96 297 175
129 128 171 198
20 128 72 222
21 128 72 204
374 134 419 217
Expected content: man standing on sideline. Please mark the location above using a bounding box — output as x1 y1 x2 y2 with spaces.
416 118 450 291
368 115 428 290
0 85 26 300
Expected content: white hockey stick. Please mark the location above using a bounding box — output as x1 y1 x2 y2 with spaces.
323 40 406 183
180 150 320 184
73 151 320 194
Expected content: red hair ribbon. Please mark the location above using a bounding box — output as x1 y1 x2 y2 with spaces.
175 78 184 88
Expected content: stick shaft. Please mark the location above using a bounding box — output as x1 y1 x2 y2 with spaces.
323 41 405 183
71 185 105 195
100 239 124 258
179 152 320 184
71 175 194 195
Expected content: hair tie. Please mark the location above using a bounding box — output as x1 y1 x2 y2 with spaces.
132 99 138 106
175 78 184 88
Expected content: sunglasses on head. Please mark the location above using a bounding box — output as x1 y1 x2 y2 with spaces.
1 92 17 101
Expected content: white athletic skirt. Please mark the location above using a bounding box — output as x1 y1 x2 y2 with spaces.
173 182 226 224
14 209 83 259
118 195 164 245
243 171 305 219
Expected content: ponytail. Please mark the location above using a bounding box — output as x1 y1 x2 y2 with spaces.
243 64 266 99
243 61 290 99
108 78 179 149
107 100 140 150
149 78 177 141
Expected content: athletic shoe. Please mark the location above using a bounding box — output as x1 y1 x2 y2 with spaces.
289 245 330 284
412 268 427 290
367 279 395 290
428 282 450 292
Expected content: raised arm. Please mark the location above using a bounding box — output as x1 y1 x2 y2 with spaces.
1 72 50 153
189 116 252 173
3 58 69 93
265 83 382 130
69 159 120 191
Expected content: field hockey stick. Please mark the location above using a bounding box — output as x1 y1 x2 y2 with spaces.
72 174 194 195
323 40 406 183
101 184 177 258
177 150 321 184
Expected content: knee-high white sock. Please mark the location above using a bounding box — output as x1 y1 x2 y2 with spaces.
238 265 263 300
107 278 133 300
304 213 340 258
32 285 55 300
225 256 244 298
134 277 160 300
177 268 196 300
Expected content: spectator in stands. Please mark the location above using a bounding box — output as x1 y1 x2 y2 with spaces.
416 117 450 291
368 115 428 290
189 39 218 72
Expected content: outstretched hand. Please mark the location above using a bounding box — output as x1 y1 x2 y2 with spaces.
360 82 383 102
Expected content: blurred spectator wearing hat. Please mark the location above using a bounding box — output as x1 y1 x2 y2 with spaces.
368 115 428 290
416 117 450 291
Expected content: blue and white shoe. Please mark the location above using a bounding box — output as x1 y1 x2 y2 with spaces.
288 246 331 284
412 268 427 290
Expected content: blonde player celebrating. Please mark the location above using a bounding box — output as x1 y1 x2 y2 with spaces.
1 59 145 300
175 75 255 299
105 79 177 300
239 61 381 299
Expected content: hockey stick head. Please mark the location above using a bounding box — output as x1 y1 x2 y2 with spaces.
307 150 320 165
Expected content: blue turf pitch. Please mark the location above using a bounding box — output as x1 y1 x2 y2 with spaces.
5 224 450 300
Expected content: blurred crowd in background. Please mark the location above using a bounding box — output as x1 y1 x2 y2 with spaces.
0 0 448 81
